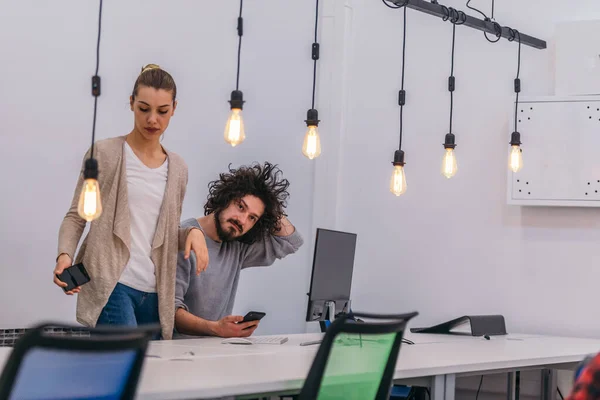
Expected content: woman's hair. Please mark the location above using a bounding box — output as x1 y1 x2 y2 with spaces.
131 63 177 102
204 162 290 244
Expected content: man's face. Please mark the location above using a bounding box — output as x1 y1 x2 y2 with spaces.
215 195 265 242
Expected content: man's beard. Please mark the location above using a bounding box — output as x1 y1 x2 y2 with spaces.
214 210 242 242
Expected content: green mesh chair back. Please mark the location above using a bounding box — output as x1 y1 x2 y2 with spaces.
299 311 418 400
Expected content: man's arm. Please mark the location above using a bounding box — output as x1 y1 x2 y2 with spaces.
175 308 219 336
174 247 260 337
174 252 221 336
242 217 304 269
175 309 259 337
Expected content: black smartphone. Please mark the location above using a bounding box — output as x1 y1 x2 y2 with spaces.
56 263 91 292
241 311 266 324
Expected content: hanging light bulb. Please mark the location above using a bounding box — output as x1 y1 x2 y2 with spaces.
302 109 321 159
507 30 524 173
509 131 523 172
77 158 102 221
302 0 323 159
302 127 321 160
390 150 407 196
441 19 460 180
389 5 409 197
509 146 523 172
442 148 458 178
390 166 407 196
224 90 245 147
225 1 246 147
76 0 103 222
441 133 458 178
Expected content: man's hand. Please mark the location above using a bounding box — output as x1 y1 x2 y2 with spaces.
273 216 295 237
184 228 209 275
212 315 259 338
53 253 80 295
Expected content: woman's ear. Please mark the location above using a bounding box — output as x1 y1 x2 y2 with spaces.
172 100 178 115
129 96 134 111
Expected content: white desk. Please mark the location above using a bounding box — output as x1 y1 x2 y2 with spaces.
1 332 599 400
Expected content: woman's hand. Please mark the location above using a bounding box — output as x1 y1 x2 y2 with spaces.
184 228 209 275
53 254 80 295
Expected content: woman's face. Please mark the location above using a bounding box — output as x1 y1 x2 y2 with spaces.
130 86 177 141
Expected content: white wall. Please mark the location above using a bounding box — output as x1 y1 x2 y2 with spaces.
322 0 600 339
3 0 600 345
314 2 600 397
0 0 316 335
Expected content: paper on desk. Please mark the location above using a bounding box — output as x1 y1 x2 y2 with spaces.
145 351 196 361
145 350 277 361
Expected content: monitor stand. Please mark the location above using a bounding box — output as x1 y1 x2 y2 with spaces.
325 300 337 322
325 299 352 321
302 299 414 347
410 315 507 337
302 300 348 347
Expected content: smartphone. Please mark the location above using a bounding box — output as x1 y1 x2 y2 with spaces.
56 263 91 292
241 311 266 324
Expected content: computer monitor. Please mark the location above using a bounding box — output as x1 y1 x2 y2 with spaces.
306 228 357 322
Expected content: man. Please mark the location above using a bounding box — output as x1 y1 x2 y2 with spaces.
174 162 304 338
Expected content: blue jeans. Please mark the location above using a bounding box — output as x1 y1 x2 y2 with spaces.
97 283 160 339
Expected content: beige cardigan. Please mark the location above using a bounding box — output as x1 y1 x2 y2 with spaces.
57 135 191 339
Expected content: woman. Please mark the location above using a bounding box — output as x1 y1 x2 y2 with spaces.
53 64 208 340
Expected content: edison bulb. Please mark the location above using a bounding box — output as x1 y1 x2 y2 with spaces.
302 125 321 160
441 148 458 178
390 165 407 196
224 108 245 147
509 145 523 172
77 178 102 221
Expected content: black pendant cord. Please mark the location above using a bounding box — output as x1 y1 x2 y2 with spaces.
448 23 456 135
509 29 522 133
90 0 103 160
466 0 501 43
227 0 245 113
303 0 321 132
515 33 522 133
441 7 464 143
465 0 487 19
236 0 243 91
382 0 405 9
382 0 409 166
398 5 407 150
311 0 319 109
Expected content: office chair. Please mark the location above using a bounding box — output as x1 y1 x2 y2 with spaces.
0 322 158 400
298 311 418 400
319 318 414 400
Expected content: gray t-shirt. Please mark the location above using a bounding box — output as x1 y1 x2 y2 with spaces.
174 217 304 334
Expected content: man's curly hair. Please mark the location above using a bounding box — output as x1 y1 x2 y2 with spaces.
204 162 290 244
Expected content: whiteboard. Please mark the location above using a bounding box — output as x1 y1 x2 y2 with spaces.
507 95 600 207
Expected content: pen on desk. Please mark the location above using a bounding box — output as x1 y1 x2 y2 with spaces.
300 340 322 346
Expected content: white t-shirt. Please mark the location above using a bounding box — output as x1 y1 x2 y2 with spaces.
118 142 168 293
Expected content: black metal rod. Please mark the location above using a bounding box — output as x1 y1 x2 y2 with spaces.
392 0 546 49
